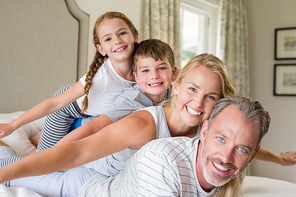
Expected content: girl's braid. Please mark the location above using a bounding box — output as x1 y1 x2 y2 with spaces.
81 51 105 113
80 11 138 113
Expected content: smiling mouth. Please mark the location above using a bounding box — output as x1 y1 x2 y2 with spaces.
186 106 202 115
114 46 127 52
212 161 230 172
149 82 163 87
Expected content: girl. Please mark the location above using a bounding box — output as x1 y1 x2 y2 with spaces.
0 53 237 196
0 11 138 163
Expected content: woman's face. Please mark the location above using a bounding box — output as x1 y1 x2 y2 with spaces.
173 66 222 127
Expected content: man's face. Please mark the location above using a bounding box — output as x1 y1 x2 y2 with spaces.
199 104 261 187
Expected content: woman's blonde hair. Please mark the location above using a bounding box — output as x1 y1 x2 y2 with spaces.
169 53 236 107
216 175 243 197
81 12 138 113
170 53 238 196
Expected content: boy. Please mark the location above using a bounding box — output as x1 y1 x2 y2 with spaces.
53 39 177 171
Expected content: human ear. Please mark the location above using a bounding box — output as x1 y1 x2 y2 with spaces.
171 67 178 81
200 120 208 142
134 34 139 43
97 44 106 56
133 72 140 85
173 79 180 95
249 145 261 163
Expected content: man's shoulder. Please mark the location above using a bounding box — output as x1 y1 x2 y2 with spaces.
142 137 198 156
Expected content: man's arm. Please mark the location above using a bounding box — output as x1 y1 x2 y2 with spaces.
254 146 296 166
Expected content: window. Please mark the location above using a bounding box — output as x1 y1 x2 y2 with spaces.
180 0 220 67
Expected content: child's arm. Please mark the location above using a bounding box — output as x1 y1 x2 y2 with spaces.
55 115 113 146
0 81 84 138
254 146 296 166
0 110 156 184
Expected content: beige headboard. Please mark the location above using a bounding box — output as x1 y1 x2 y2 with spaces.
0 0 89 113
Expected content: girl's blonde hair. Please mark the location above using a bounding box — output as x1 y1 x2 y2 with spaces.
81 12 138 113
169 53 236 107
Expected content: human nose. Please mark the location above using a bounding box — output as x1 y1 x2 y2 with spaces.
193 95 204 108
150 69 160 79
114 35 122 45
219 147 235 164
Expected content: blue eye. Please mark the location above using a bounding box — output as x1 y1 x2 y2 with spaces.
142 69 149 73
189 87 196 92
105 38 111 42
238 147 247 153
208 95 216 101
217 137 225 142
119 31 127 36
158 67 166 70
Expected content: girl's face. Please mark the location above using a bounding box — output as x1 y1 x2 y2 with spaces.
173 66 222 127
96 18 138 63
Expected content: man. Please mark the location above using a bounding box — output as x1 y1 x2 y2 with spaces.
80 96 271 197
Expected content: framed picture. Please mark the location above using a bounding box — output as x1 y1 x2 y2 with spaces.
274 64 296 96
275 27 296 60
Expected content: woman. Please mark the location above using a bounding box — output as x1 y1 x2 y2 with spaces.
0 53 235 196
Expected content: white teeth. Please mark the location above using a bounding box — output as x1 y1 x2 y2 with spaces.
213 162 228 172
187 106 201 115
115 46 126 52
149 83 162 87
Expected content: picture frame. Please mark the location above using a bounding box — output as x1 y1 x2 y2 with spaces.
275 27 296 60
274 64 296 96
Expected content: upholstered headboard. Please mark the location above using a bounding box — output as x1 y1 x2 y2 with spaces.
0 0 89 113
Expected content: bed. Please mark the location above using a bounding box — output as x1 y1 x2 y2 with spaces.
1 111 296 197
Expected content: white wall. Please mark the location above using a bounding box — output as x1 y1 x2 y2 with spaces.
74 0 296 183
246 0 296 183
75 0 143 68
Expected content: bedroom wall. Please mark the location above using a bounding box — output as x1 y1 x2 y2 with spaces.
74 0 296 183
246 0 296 183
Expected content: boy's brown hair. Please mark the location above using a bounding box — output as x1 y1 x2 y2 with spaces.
132 39 175 73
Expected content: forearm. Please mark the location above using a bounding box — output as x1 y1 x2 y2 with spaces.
254 146 296 166
56 123 95 146
56 115 113 146
254 146 278 163
10 98 58 130
10 81 84 131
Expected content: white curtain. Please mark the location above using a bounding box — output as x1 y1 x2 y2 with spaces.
143 0 181 68
219 0 249 96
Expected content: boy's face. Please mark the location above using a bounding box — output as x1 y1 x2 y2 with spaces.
134 56 177 103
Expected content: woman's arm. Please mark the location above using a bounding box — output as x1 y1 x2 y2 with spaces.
0 81 84 138
55 115 113 146
0 110 156 184
254 146 296 166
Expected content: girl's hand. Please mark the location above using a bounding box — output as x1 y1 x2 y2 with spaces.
0 123 14 139
279 150 296 166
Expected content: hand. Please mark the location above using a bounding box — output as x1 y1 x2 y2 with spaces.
279 150 296 166
0 123 14 139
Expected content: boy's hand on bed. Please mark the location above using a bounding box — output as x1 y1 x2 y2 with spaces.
279 150 296 166
0 123 14 139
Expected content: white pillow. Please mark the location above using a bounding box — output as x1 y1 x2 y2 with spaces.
0 112 45 157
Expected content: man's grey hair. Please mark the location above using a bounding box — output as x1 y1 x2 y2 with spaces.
208 96 271 145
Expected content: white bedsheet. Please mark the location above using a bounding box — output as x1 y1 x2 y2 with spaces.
0 184 42 197
242 175 296 196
